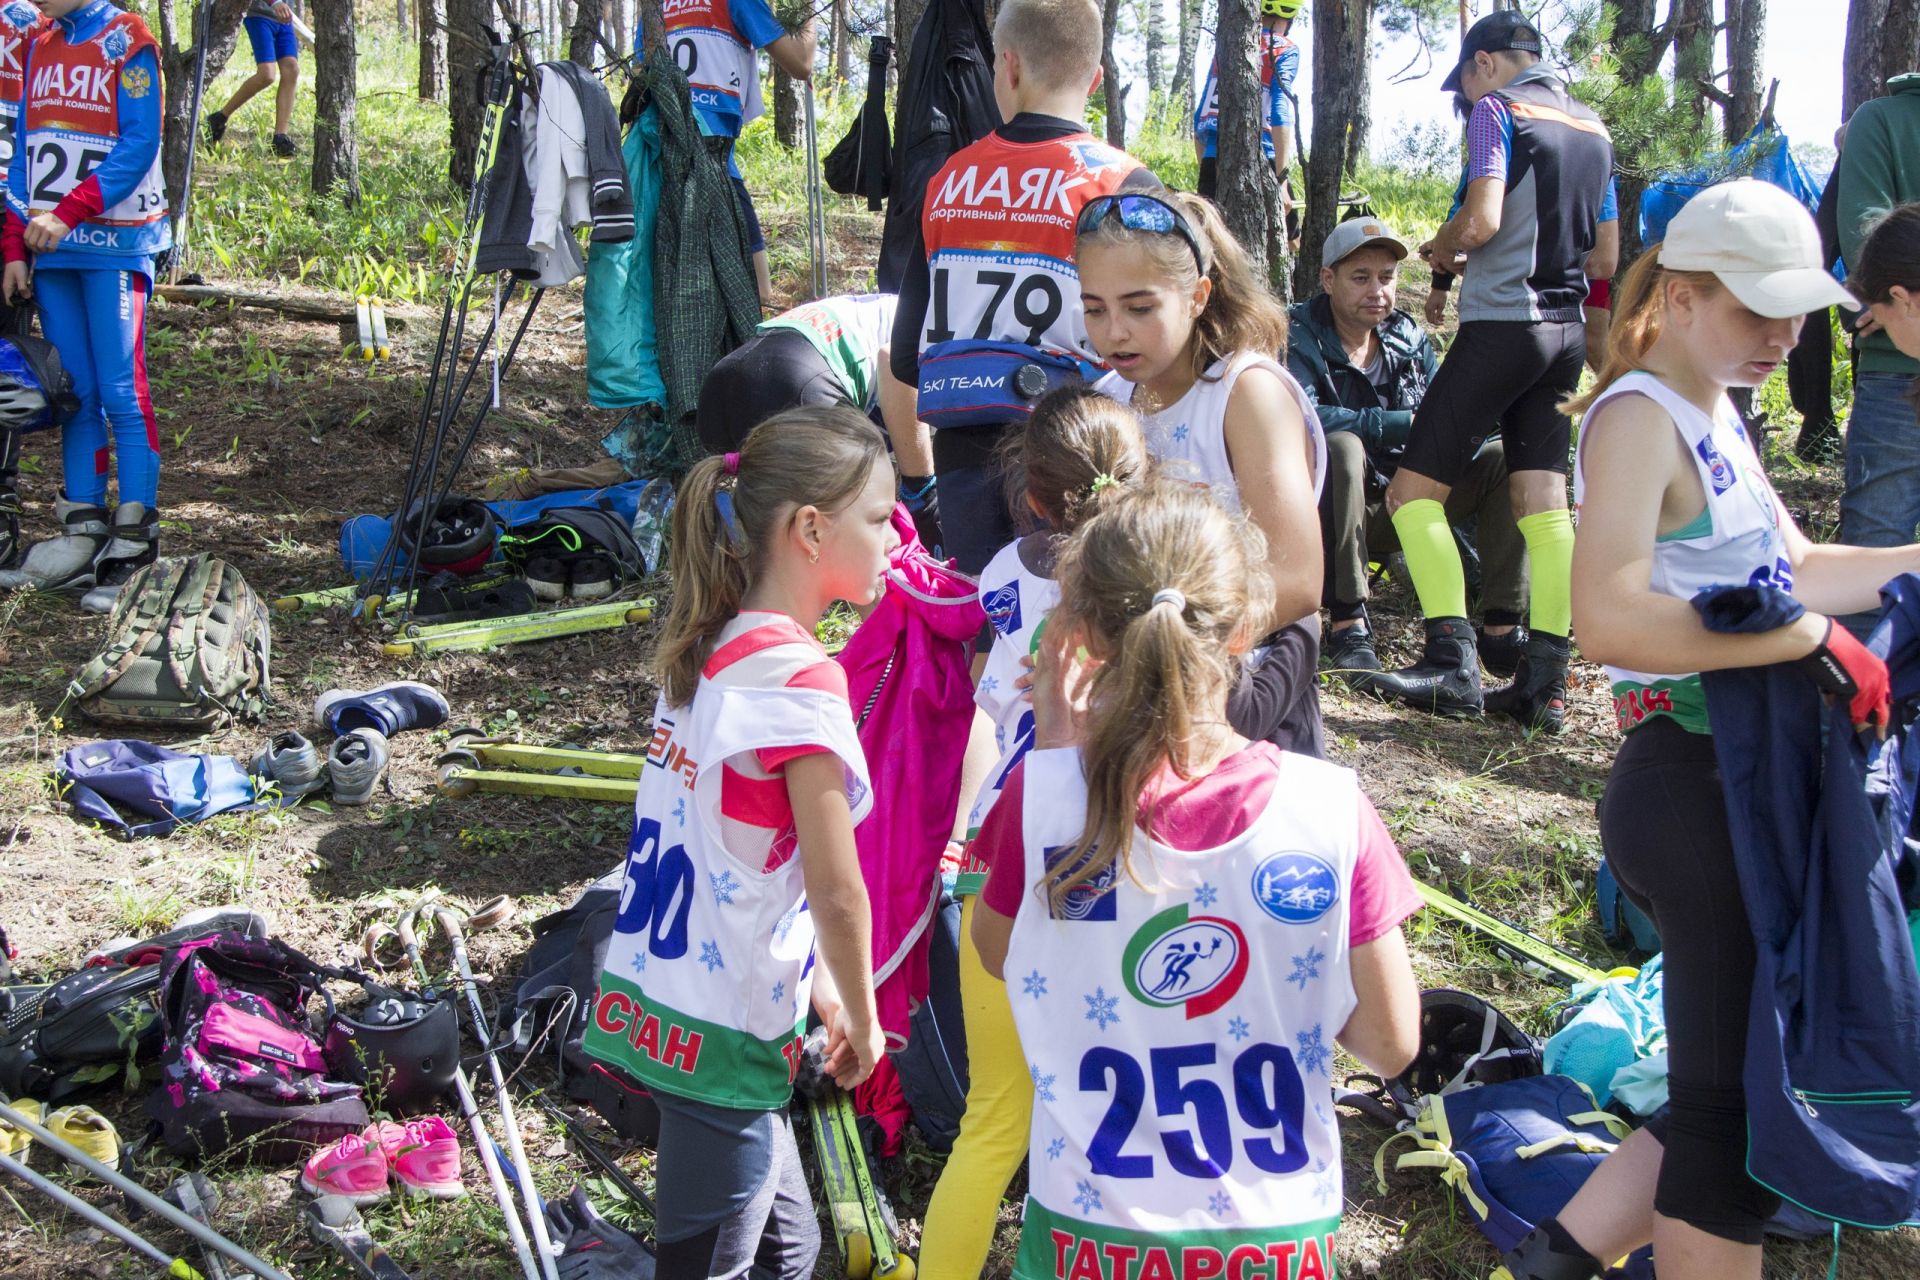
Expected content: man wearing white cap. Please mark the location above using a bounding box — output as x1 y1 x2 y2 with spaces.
1518 177 1908 1280
1371 10 1612 731
1288 217 1528 686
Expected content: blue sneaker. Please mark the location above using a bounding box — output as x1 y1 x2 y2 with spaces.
314 681 450 737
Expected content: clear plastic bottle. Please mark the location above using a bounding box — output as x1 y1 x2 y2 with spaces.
631 478 675 576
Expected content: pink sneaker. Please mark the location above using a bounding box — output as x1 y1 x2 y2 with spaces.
369 1117 465 1200
299 1130 389 1205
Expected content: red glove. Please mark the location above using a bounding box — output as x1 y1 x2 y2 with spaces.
1800 616 1892 732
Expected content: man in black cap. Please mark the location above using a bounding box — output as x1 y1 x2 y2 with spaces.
1371 11 1611 731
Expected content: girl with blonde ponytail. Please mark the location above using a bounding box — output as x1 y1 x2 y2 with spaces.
919 385 1150 1280
968 480 1419 1279
1076 189 1330 756
586 406 899 1280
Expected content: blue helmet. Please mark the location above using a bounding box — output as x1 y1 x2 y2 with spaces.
0 335 77 432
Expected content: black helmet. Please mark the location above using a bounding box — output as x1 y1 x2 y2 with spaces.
399 496 497 578
1390 988 1541 1106
325 980 460 1114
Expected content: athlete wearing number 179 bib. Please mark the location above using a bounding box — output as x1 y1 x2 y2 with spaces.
0 0 168 604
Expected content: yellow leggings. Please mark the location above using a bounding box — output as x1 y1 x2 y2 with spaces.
916 895 1033 1280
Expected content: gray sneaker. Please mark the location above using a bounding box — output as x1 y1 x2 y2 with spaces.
251 730 328 800
328 728 391 805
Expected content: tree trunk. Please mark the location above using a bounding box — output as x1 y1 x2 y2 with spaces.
396 0 409 36
834 0 853 82
1144 0 1164 97
774 66 802 147
1724 0 1765 142
417 0 445 100
1671 0 1715 125
1611 0 1674 260
1101 0 1126 147
637 0 665 56
447 0 490 190
1292 0 1368 297
156 0 250 217
1346 30 1370 174
895 0 930 82
311 0 360 203
570 0 602 62
1216 0 1280 287
1172 0 1201 128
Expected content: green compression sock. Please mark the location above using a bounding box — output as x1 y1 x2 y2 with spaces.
1517 508 1576 638
1390 498 1469 621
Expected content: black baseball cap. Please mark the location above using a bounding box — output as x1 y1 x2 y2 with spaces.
1441 10 1545 93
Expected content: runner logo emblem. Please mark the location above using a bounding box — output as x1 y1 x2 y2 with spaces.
1121 904 1248 1018
1695 437 1736 495
984 581 1021 636
1251 852 1339 924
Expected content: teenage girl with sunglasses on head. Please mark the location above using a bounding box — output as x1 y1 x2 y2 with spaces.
1077 191 1330 755
918 385 1151 1280
582 407 897 1280
1508 181 1919 1280
970 478 1420 1280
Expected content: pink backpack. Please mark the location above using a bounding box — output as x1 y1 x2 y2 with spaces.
836 508 984 1044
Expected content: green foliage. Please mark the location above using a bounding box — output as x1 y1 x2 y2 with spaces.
188 33 457 301
1561 5 1718 185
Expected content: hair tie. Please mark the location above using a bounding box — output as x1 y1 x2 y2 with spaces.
1150 588 1187 613
1088 473 1117 497
723 452 741 476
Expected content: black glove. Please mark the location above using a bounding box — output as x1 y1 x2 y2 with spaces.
899 474 943 559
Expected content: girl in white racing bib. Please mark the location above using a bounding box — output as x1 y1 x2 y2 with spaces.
583 407 897 1279
971 480 1420 1280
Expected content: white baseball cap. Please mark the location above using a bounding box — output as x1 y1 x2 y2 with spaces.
1659 179 1859 317
1322 218 1410 268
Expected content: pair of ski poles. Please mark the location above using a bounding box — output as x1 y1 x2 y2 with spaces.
0 1098 291 1280
363 891 562 1280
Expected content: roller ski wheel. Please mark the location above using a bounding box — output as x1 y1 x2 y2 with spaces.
433 748 482 798
875 1253 916 1279
843 1232 873 1279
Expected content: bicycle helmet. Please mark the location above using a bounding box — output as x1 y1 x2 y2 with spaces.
1261 0 1305 18
1390 988 1541 1108
0 335 76 432
399 495 498 578
324 980 460 1114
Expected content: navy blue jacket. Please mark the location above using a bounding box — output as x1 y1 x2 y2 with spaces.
1697 578 1920 1228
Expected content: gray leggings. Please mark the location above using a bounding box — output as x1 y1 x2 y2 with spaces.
651 1088 820 1280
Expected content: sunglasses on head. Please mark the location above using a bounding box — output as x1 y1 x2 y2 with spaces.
1075 194 1211 275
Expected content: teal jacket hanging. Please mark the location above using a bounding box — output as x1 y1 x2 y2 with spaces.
584 102 666 410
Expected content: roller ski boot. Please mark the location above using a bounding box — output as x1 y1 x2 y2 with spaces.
79 501 159 614
0 492 107 592
796 1029 915 1280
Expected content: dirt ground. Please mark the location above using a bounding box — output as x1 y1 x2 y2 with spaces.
0 274 1913 1279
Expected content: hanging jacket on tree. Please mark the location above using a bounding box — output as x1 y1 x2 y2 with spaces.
1696 578 1920 1229
824 35 893 211
649 47 759 468
584 100 666 410
877 0 999 292
833 506 983 1046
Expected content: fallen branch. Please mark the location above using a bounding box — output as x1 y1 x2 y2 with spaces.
154 283 432 329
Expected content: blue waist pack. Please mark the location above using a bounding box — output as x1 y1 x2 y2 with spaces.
60 740 269 840
916 340 1086 430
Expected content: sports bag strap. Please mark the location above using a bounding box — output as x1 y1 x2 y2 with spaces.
1515 1132 1620 1159
1565 1109 1633 1139
1392 1148 1490 1220
1371 1128 1432 1194
66 560 181 701
160 556 217 700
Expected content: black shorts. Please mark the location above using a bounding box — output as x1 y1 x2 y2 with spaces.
696 329 852 453
1397 320 1586 485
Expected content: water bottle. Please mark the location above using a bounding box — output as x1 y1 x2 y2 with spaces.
631 478 675 576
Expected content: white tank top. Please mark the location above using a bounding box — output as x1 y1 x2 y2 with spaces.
1003 747 1358 1277
960 538 1062 893
584 620 872 1110
1095 352 1328 510
1573 370 1793 734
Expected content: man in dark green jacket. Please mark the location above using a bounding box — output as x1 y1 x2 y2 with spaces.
1838 73 1920 588
1287 219 1528 687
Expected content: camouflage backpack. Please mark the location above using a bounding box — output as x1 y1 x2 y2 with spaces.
68 554 271 728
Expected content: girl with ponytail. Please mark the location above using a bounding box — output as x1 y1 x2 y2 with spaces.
1075 189 1331 755
586 406 898 1280
968 480 1419 1279
919 385 1150 1280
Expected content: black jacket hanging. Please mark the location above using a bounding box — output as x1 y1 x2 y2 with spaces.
877 0 1000 292
825 36 894 211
